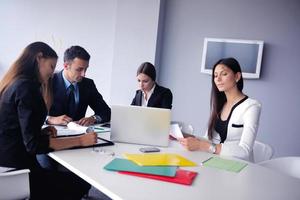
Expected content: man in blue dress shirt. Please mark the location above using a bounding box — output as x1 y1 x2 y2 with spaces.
46 45 111 126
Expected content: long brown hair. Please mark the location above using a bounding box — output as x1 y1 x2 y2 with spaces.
0 42 58 110
207 57 244 140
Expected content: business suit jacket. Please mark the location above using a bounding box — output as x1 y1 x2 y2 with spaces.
204 97 261 162
131 84 173 109
0 78 92 199
49 71 111 122
0 79 51 169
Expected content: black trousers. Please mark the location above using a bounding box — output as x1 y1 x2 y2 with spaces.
29 167 91 200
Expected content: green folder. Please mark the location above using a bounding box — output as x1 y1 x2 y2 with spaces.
104 158 177 177
202 157 247 173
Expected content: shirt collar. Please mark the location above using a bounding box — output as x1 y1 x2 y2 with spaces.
62 70 77 89
142 83 156 97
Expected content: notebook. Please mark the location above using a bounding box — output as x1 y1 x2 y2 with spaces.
110 105 171 147
202 157 247 173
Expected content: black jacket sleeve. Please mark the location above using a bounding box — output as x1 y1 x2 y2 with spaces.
87 80 111 122
16 81 52 155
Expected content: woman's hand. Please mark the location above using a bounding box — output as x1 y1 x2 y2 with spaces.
182 132 195 138
178 137 210 151
79 132 97 146
42 126 57 138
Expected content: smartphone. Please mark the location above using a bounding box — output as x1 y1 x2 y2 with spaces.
139 147 160 153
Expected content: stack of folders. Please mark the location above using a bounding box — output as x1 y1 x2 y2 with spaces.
103 153 198 185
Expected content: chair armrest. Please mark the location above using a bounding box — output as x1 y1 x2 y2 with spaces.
0 169 30 176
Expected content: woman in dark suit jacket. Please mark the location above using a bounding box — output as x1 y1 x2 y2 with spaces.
0 42 97 199
131 62 173 109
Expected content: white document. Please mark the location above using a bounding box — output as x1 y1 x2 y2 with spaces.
55 125 84 137
67 122 93 133
169 123 184 139
55 122 111 137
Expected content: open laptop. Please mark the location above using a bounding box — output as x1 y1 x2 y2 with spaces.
110 105 171 147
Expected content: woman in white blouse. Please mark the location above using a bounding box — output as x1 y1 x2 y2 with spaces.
179 57 261 162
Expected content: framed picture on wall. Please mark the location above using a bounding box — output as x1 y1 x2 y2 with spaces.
201 38 264 79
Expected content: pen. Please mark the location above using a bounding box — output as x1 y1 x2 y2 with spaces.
201 157 213 165
94 127 105 130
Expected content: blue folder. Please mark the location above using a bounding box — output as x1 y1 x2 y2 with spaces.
104 158 177 177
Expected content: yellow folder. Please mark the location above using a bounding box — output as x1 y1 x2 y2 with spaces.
124 153 197 166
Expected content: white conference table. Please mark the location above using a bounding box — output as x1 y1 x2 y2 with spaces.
49 133 300 200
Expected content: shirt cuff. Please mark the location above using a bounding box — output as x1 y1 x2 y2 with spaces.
93 115 102 124
44 116 50 125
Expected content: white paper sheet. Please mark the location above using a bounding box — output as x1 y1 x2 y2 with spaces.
55 125 84 137
169 123 184 139
68 122 94 133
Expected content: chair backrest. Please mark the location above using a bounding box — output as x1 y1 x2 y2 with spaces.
253 141 274 163
259 157 300 179
0 168 30 200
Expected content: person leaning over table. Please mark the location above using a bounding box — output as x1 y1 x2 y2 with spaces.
131 62 173 109
179 57 261 162
46 45 111 126
0 42 97 200
38 45 111 170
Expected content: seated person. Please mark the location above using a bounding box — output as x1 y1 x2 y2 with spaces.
131 62 173 109
46 45 111 126
38 45 111 170
0 42 96 199
179 57 261 162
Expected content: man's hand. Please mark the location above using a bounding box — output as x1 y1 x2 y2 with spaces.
47 115 72 125
77 116 96 126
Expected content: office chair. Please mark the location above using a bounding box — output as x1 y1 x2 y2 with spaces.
259 157 300 179
0 168 30 200
253 141 274 163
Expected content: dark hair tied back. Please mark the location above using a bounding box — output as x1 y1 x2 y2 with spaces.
136 62 156 81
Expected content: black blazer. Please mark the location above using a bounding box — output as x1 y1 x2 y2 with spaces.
49 71 111 122
0 79 51 169
131 84 173 109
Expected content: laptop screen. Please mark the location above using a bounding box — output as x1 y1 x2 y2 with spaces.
110 105 171 147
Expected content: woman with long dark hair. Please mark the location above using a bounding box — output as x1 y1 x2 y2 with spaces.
179 57 261 162
0 42 97 199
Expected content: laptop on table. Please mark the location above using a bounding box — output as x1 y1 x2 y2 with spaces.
110 105 171 147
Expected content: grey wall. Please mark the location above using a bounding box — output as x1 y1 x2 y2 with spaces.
159 0 300 157
110 0 161 105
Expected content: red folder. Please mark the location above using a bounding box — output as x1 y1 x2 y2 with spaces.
118 169 197 185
